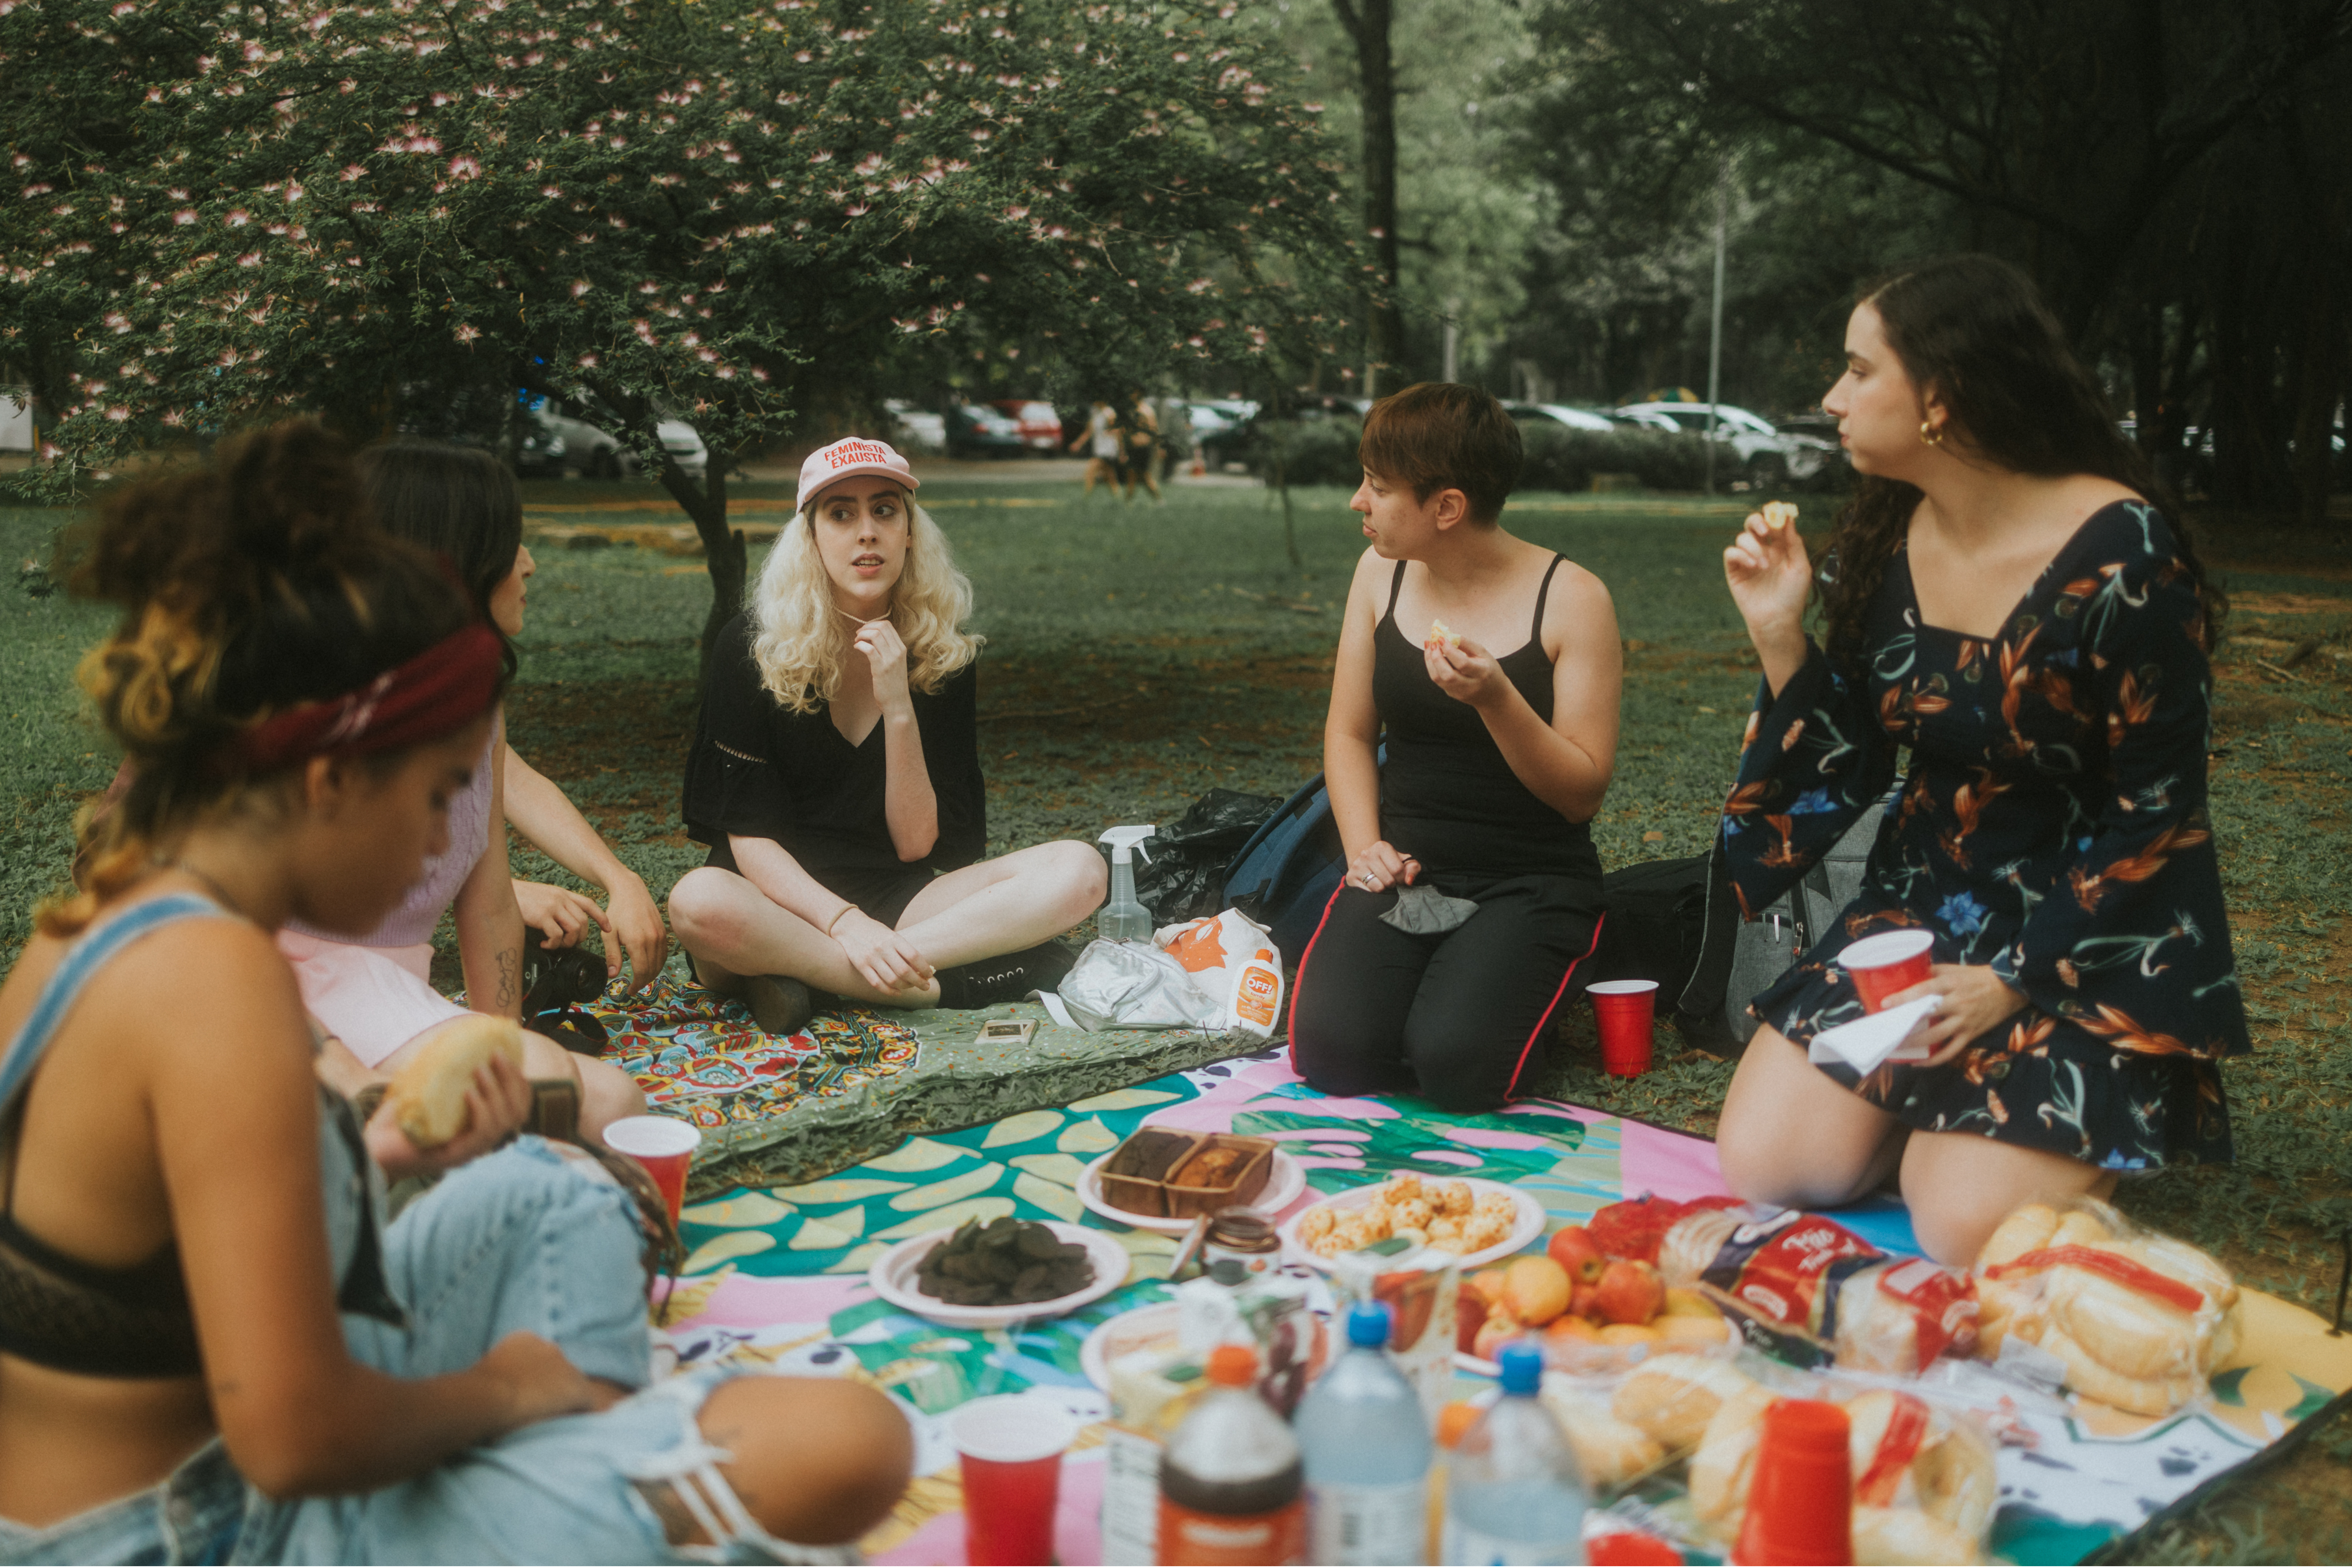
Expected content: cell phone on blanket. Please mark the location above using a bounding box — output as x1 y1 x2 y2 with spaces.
974 1018 1037 1047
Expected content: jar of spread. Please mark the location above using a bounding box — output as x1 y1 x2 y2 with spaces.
1202 1206 1280 1277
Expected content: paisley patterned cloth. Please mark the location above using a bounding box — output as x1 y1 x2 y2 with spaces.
1724 500 2249 1169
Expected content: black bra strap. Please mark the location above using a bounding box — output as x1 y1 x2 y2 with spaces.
1531 554 1567 640
1383 559 1408 623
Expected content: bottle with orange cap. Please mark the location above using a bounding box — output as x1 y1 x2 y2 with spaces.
1156 1343 1307 1566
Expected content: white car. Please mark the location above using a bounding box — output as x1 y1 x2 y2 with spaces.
1615 400 1836 485
884 399 948 455
539 398 707 480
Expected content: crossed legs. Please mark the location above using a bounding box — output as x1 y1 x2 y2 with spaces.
669 841 1106 1008
1715 1026 2115 1266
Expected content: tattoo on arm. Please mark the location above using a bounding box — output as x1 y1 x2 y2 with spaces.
496 947 520 1011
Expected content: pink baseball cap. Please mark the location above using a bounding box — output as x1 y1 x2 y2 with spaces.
797 436 920 511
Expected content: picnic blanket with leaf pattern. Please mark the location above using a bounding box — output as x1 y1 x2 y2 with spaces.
648 1051 2352 1565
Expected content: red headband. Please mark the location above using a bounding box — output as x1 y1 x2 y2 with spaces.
226 623 503 775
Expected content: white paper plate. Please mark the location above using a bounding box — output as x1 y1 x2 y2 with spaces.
1075 1147 1308 1235
1080 1301 1184 1390
868 1221 1128 1329
1277 1175 1546 1273
1080 1300 1334 1393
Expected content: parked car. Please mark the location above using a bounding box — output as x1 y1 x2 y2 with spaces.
1504 401 1618 433
537 397 707 479
884 399 947 455
1615 400 1837 487
947 402 1027 459
988 399 1065 454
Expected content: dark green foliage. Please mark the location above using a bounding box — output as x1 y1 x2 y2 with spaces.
1518 423 1711 493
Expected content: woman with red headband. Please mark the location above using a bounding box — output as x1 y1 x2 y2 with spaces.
667 436 1106 1032
0 422 911 1562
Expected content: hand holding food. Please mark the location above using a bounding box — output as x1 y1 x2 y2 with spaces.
1423 617 1464 653
382 1014 526 1148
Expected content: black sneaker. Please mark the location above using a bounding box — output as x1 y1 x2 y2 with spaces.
744 973 814 1037
936 940 1079 1012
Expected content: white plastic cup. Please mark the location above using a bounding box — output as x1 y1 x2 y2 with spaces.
603 1115 701 1224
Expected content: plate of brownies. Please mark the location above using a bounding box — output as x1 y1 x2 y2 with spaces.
869 1216 1129 1329
1078 1126 1307 1235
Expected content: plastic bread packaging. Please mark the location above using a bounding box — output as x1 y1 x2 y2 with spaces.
1969 1196 2241 1417
1681 1356 1999 1566
1656 1202 1979 1375
381 1014 524 1148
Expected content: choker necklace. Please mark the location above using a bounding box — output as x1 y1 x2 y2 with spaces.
165 859 248 920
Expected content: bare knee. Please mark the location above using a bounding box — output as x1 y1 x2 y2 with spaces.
1902 1191 2001 1268
699 1376 913 1546
1047 840 1108 920
576 1055 644 1141
666 868 739 954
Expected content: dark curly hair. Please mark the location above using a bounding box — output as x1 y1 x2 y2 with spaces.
49 419 491 935
1817 255 2224 664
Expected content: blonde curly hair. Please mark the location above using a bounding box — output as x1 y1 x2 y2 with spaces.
749 490 981 714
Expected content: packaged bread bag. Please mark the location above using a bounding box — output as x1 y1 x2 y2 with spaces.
1970 1195 2241 1416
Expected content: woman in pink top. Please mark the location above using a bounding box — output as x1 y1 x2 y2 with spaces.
279 443 643 1139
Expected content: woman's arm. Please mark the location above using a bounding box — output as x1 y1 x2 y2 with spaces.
502 744 666 989
453 726 524 1017
1425 564 1621 823
131 924 591 1496
856 619 940 862
1325 550 1415 890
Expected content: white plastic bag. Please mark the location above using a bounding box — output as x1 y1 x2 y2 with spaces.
1053 939 1224 1032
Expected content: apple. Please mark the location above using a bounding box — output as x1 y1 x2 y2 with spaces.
1595 1321 1662 1346
1502 1256 1573 1327
1592 1258 1667 1326
1468 1266 1512 1308
1472 1310 1524 1362
1544 1314 1600 1343
1661 1286 1720 1319
1546 1225 1608 1284
1656 1313 1732 1346
1570 1281 1602 1321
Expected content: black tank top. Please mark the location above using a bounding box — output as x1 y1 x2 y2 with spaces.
1372 556 1603 880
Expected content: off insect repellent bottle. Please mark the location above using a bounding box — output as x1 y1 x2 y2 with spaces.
1227 947 1284 1040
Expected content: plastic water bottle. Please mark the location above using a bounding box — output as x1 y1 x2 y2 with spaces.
1298 1300 1435 1566
1441 1343 1586 1566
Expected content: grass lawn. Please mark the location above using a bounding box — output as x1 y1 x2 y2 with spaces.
5 475 2350 1560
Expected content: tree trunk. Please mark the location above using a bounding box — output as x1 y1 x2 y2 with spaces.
659 452 747 693
1332 0 1404 379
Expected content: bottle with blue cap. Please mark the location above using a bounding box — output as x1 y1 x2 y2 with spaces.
1441 1342 1586 1566
1296 1299 1436 1566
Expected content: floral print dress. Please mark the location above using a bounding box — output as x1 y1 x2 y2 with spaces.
1723 500 2249 1170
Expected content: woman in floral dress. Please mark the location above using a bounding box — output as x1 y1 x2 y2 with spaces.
1715 255 2246 1264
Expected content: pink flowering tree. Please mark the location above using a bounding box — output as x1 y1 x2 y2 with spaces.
2 0 1358 660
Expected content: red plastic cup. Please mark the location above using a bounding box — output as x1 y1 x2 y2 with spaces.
1589 1529 1685 1564
603 1115 701 1226
953 1394 1079 1567
1841 930 1935 1014
1588 979 1658 1076
1733 1398 1853 1566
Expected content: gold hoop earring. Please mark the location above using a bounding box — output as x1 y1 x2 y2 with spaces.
1920 420 1944 446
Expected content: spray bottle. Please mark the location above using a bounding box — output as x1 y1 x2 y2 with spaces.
1098 825 1158 943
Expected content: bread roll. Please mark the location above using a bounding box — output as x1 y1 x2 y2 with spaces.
382 1015 524 1148
1852 1506 1981 1567
2035 1323 2201 1417
2043 1258 2209 1383
1658 1208 1741 1289
1686 1381 1778 1529
1973 1203 2060 1271
1538 1380 1666 1488
1611 1352 1758 1453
